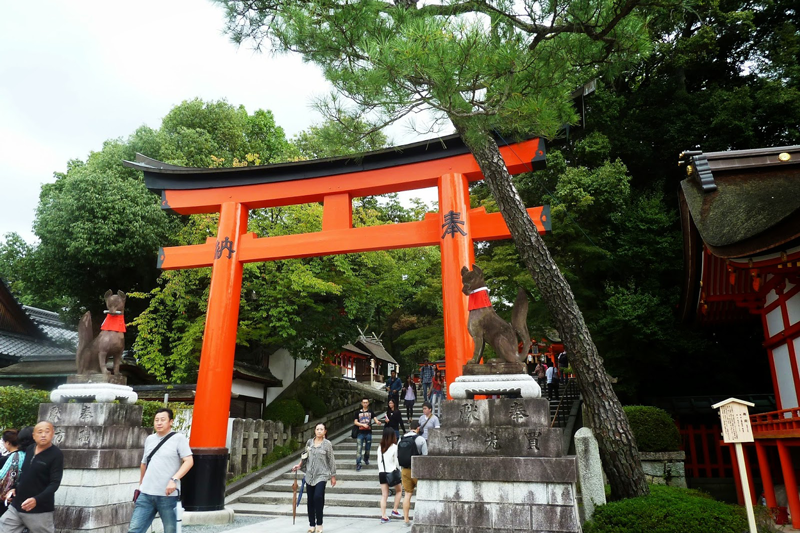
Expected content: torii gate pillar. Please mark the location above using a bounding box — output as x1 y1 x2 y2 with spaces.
439 173 475 394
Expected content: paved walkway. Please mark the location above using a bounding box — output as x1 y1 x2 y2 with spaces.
186 514 413 533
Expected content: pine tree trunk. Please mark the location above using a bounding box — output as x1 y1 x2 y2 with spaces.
457 126 649 500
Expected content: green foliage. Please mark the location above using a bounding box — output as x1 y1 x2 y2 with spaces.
583 485 773 533
262 438 301 467
623 406 681 452
291 114 388 160
298 393 328 419
0 387 51 430
263 399 305 428
136 400 194 428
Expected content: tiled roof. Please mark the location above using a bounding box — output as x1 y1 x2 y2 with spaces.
0 331 73 359
23 306 78 348
355 335 398 364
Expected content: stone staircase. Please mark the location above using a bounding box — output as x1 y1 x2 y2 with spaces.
229 408 422 520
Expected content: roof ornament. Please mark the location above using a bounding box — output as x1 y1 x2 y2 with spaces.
679 150 717 192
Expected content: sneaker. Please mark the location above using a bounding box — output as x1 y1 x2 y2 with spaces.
380 517 390 524
364 459 370 465
356 464 362 472
391 511 402 519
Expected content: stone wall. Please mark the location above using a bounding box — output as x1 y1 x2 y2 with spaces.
640 451 687 488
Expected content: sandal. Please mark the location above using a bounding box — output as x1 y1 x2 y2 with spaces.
307 528 316 533
316 528 323 533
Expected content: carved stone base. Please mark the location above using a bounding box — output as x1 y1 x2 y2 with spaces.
449 374 541 399
462 361 526 375
50 384 138 404
67 373 127 385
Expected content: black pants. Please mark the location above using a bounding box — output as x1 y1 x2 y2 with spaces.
404 400 415 419
306 481 327 527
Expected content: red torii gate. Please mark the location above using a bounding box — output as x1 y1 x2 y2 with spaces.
124 133 549 510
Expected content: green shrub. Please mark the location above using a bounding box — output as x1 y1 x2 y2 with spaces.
299 393 328 419
262 438 301 467
584 485 748 533
263 399 305 427
136 400 193 428
623 405 681 452
0 387 51 429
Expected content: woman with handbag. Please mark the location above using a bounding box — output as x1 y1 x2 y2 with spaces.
291 422 336 533
377 425 402 523
0 427 33 516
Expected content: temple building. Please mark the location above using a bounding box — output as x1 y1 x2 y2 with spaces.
679 145 800 525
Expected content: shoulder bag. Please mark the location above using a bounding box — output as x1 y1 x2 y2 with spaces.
380 449 401 487
133 432 176 502
0 452 21 501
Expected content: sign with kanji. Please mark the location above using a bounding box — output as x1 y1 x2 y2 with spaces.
712 398 755 444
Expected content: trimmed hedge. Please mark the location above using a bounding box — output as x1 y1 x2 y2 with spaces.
584 485 750 533
136 400 193 428
623 405 681 452
263 398 305 427
0 386 51 429
299 393 328 419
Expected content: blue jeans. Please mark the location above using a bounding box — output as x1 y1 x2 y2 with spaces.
128 493 178 533
356 432 372 465
422 382 432 402
306 481 327 527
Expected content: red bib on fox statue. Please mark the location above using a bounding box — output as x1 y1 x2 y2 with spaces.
468 288 492 311
101 314 126 333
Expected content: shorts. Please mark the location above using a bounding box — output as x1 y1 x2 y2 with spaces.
401 467 417 493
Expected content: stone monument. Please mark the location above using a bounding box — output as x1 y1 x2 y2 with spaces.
43 291 146 533
41 402 148 533
411 398 580 532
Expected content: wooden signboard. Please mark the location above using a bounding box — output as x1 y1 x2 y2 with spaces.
718 401 754 444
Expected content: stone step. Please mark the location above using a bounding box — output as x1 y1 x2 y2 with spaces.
239 490 415 508
263 479 409 495
229 503 414 520
279 470 382 482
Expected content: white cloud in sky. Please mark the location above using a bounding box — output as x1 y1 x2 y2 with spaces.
0 1 440 243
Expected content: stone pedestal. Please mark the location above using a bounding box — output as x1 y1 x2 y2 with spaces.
40 402 148 533
51 375 137 404
411 398 580 532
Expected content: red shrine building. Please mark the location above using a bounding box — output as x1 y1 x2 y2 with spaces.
679 145 800 525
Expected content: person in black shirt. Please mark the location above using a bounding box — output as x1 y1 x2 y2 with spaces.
382 398 406 441
353 398 382 472
0 421 63 533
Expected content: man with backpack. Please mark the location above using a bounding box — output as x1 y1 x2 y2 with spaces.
558 351 569 384
398 420 427 527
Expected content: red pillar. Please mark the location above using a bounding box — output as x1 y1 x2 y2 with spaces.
756 440 777 508
439 173 475 397
777 440 800 528
191 201 248 448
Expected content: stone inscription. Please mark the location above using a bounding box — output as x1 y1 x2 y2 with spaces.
460 403 480 422
509 401 529 423
485 431 501 451
525 429 542 451
48 405 62 424
79 405 93 423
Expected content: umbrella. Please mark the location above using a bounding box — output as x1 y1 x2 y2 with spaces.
297 476 306 507
292 471 298 525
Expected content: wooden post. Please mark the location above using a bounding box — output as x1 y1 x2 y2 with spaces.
230 419 243 477
265 420 275 456
243 418 255 473
712 398 757 533
255 419 265 468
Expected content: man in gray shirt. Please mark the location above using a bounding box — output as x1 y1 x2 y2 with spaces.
128 408 193 533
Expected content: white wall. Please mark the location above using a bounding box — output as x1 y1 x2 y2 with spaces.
265 348 312 405
232 378 264 399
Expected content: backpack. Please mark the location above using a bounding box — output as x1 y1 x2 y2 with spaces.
397 434 421 468
559 352 568 367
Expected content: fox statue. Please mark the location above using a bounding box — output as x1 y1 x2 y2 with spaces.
76 290 126 375
461 264 531 364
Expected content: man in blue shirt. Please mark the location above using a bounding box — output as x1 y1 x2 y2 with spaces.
420 359 435 402
385 370 402 405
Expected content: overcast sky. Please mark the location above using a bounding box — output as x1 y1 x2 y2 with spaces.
0 1 438 244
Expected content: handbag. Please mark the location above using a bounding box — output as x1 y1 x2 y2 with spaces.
380 451 401 486
0 452 21 501
351 424 359 439
134 432 176 501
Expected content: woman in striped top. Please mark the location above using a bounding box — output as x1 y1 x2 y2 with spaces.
292 423 337 533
